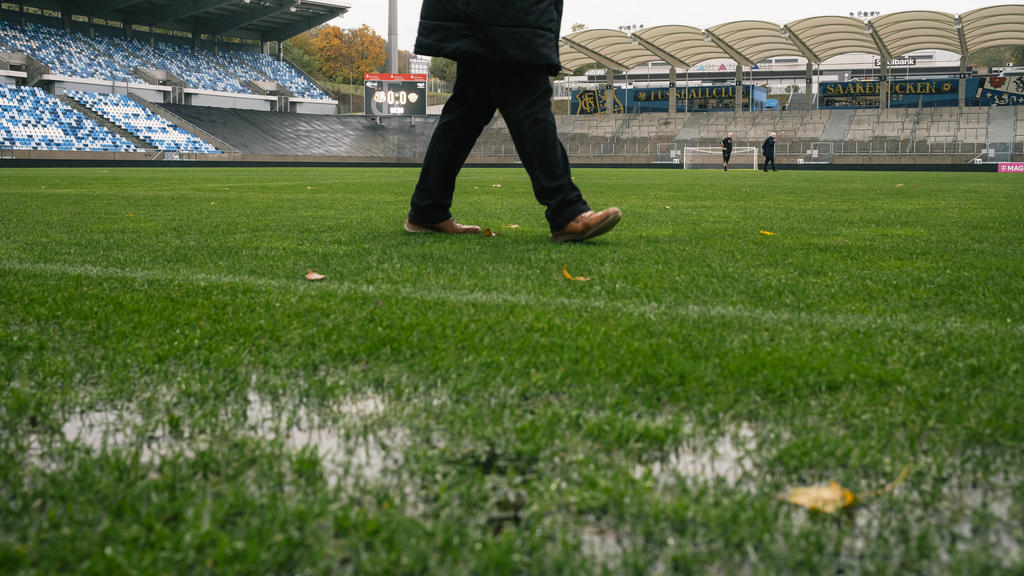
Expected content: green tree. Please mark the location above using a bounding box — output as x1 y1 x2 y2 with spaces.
398 49 412 74
1011 45 1024 66
283 29 325 82
969 46 1007 68
429 56 457 83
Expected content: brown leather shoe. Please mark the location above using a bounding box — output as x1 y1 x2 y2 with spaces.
404 218 481 235
550 208 622 243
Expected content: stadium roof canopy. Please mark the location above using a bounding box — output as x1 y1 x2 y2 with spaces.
16 0 351 43
560 4 1024 73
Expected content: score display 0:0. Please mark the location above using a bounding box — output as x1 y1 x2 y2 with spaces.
373 90 420 105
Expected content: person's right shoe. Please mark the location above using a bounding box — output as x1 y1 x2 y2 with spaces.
550 208 622 243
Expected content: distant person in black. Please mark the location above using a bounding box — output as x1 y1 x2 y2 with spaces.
721 132 733 171
761 132 777 172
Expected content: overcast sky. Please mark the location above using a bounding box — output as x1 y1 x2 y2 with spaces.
333 1 1012 52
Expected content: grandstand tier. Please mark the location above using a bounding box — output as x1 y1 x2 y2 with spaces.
0 19 333 105
0 85 138 152
67 91 220 154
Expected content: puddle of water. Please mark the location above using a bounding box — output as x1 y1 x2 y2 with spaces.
634 423 757 488
47 392 402 489
940 471 1020 567
62 408 140 450
245 391 403 488
581 525 623 567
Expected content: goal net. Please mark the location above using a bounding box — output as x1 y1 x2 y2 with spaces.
683 146 758 170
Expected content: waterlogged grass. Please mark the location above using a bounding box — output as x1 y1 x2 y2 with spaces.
1 166 1022 574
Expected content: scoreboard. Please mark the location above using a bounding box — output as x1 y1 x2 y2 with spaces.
364 73 427 116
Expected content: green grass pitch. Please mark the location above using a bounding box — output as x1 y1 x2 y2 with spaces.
1 166 1022 574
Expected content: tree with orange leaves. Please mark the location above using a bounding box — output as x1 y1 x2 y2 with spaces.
317 24 386 84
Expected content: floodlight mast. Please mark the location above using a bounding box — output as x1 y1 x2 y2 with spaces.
388 0 399 73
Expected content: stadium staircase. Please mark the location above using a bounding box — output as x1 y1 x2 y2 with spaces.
58 95 152 152
131 97 238 154
986 106 1017 162
821 109 854 141
674 113 702 145
786 91 809 111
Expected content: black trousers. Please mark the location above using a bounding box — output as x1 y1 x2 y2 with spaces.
409 61 589 232
762 154 776 171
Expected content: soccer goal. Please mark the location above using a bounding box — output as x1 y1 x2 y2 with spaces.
683 146 758 170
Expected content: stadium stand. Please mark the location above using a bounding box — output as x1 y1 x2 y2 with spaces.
228 50 328 100
0 85 137 152
66 91 220 154
0 21 139 83
0 19 332 100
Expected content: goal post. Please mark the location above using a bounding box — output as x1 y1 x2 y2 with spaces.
683 146 758 170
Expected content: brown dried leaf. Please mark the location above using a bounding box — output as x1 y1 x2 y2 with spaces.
483 228 498 237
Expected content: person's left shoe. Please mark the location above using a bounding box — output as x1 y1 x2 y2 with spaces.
404 218 481 234
550 208 622 243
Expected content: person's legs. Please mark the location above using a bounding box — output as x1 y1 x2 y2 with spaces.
409 61 497 225
490 67 590 232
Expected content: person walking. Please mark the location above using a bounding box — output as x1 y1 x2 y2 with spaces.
404 0 621 242
761 132 777 172
721 132 733 171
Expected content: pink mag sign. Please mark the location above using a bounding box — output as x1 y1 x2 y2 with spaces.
997 163 1024 173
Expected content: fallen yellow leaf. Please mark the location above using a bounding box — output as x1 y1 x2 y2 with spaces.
491 184 502 188
562 265 591 282
760 230 776 236
505 224 520 229
786 481 855 513
304 270 325 281
785 467 908 514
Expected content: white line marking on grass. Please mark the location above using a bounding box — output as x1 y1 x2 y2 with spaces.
3 260 1022 338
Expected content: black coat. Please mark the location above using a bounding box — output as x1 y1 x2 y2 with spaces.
415 0 564 75
762 136 775 157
